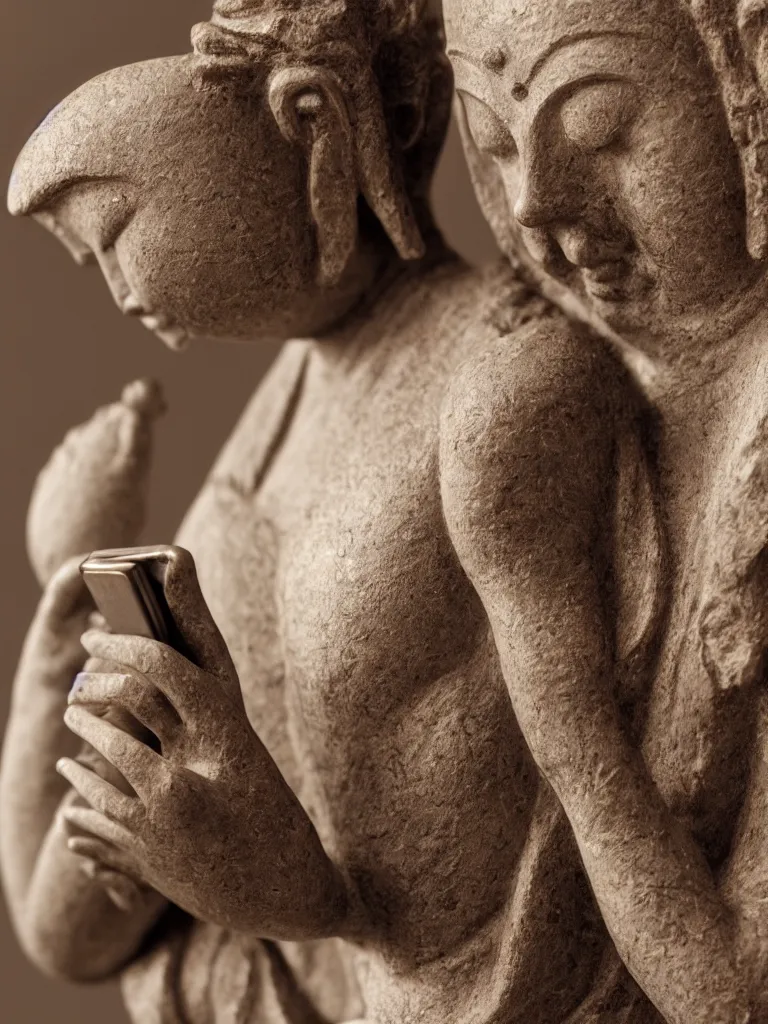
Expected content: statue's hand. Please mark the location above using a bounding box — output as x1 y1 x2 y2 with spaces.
56 630 345 939
27 379 165 587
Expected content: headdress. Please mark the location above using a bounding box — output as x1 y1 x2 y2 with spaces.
190 1 450 274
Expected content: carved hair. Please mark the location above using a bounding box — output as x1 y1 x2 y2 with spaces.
191 1 452 262
686 0 768 257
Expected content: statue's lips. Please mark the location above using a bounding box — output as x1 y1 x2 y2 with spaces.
579 258 633 301
580 259 628 284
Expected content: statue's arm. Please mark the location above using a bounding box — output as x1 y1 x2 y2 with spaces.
439 326 752 1024
0 560 167 982
55 544 350 944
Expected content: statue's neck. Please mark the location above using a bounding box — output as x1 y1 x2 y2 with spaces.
604 269 768 417
313 226 457 354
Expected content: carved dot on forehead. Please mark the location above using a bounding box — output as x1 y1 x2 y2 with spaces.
511 82 528 102
482 46 509 73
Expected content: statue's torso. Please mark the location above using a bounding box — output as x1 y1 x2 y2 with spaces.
172 261 566 1023
181 276 536 963
121 261 768 1024
118 260 602 1023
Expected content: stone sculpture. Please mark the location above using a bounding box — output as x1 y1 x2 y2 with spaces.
2 1 767 1022
443 0 768 1018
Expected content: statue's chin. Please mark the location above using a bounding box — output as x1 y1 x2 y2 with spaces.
136 312 189 352
533 255 657 342
153 325 190 353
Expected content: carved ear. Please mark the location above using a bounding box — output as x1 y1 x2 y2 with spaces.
348 64 425 262
738 0 768 91
268 66 360 288
269 64 425 287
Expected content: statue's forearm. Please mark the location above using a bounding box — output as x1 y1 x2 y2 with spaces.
0 610 85 920
22 792 167 982
494 635 753 1024
0 598 166 980
555 748 750 1024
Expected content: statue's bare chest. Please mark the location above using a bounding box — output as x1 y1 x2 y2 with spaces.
178 352 487 738
175 342 531 955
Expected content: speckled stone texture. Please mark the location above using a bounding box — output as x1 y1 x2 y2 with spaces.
2 1 768 1023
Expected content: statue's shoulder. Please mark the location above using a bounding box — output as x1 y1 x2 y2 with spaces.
441 308 625 463
439 312 626 572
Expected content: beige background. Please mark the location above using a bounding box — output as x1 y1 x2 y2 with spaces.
0 2 496 1020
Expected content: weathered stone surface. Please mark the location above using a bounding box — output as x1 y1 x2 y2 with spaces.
2 2 767 1022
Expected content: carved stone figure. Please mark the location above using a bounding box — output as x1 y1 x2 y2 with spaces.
444 0 768 1019
2 2 767 1024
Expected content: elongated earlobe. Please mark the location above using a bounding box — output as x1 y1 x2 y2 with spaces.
347 64 425 263
268 62 425 287
268 66 359 287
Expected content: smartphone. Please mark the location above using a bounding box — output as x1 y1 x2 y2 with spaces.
76 548 191 909
79 546 178 645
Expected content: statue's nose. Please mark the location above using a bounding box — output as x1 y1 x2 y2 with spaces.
513 131 588 232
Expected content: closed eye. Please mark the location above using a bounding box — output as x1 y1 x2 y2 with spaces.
93 191 137 253
49 179 138 256
558 79 640 152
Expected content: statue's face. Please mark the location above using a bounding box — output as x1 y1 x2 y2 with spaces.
444 0 757 338
10 57 331 348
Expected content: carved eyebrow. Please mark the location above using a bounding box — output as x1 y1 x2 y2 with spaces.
525 31 646 87
449 31 646 88
15 174 131 218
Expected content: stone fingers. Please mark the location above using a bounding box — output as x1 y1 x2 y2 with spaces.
79 629 217 723
60 805 138 854
63 705 172 803
56 755 141 824
69 671 181 747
